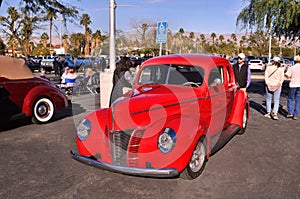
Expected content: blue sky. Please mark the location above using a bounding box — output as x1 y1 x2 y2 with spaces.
0 0 248 36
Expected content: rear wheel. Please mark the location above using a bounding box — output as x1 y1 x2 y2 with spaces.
32 98 54 124
238 105 248 135
180 137 207 180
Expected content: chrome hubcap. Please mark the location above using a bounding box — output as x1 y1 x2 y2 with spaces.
190 142 205 172
38 104 48 117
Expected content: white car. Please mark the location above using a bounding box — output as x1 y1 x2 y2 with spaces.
248 59 265 71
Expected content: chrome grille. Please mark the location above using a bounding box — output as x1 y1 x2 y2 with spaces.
128 130 144 167
110 130 134 166
110 129 144 167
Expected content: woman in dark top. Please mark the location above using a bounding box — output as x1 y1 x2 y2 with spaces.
110 57 133 105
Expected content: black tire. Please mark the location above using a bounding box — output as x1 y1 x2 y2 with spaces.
32 98 55 124
238 105 248 135
180 137 207 180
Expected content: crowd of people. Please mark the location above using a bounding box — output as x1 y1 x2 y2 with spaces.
233 52 300 120
49 55 101 96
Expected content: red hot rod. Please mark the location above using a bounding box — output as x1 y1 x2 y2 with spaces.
0 56 68 124
71 54 249 179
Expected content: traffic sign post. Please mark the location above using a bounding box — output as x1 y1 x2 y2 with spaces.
156 21 168 56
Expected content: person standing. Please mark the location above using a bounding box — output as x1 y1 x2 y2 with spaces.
233 53 251 91
264 57 285 120
285 55 300 120
110 57 133 105
53 57 59 76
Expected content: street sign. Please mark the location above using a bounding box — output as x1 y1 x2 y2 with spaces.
156 21 168 43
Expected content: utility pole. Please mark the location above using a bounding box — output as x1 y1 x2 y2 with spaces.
268 23 272 64
100 0 116 108
109 0 116 72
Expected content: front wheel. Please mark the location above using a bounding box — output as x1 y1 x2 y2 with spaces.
180 137 207 180
238 105 248 135
32 98 55 124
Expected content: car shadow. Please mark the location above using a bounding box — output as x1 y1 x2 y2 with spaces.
0 101 86 132
0 118 32 132
250 99 289 118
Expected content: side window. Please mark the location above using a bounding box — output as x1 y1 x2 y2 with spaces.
138 65 168 84
208 66 224 86
139 67 151 84
226 65 232 83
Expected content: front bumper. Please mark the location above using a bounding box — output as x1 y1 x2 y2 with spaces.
70 151 179 178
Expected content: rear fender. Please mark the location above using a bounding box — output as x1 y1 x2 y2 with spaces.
22 85 67 117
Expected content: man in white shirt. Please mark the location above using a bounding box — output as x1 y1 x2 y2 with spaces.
285 55 300 120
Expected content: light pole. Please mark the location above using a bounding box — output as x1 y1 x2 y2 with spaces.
109 0 116 72
100 0 116 108
60 18 63 51
268 23 272 64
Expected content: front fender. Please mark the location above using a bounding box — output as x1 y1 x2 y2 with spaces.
77 108 112 162
228 90 249 127
22 85 67 117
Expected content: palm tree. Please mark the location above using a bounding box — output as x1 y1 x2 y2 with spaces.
0 7 21 57
178 28 185 53
219 35 224 44
69 33 85 54
44 7 58 50
62 34 69 54
189 32 195 52
41 32 49 48
231 33 237 43
199 34 206 53
91 30 105 56
210 32 216 45
80 13 91 56
19 14 39 58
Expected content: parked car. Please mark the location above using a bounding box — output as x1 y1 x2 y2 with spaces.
25 59 41 72
257 56 269 65
0 56 68 124
245 55 256 63
71 54 249 180
130 57 143 68
248 59 266 71
40 56 55 73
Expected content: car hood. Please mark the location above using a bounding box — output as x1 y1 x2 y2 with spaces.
110 84 206 130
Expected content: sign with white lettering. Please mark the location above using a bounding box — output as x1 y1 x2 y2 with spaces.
156 21 168 43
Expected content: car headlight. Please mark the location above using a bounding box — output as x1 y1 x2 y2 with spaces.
158 128 176 153
77 119 91 141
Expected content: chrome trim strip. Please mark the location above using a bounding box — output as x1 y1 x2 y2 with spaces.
70 151 179 178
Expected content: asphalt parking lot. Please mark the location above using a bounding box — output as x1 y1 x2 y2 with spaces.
0 73 299 199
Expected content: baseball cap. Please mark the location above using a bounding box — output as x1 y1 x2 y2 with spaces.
273 56 280 62
294 55 300 62
237 53 245 59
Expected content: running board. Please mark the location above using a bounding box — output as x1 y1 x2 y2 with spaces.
210 124 240 155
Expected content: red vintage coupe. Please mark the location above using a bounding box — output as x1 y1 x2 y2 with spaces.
71 54 249 179
0 56 68 124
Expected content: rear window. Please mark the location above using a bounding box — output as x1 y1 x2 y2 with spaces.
249 60 261 63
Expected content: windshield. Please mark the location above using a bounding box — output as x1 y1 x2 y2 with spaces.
138 64 204 87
